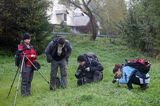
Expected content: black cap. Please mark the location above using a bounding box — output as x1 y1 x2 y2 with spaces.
77 55 86 62
58 37 65 45
23 32 30 40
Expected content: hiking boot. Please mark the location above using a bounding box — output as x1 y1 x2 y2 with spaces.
21 93 30 97
140 84 149 90
49 86 56 91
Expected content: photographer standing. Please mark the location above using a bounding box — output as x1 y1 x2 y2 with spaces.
75 54 103 86
17 32 37 96
45 37 72 90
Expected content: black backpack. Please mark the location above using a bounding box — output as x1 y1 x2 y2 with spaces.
83 52 99 64
15 50 21 67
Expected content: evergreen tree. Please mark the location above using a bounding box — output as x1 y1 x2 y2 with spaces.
0 0 52 53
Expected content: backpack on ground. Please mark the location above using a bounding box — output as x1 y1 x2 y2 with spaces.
125 58 151 74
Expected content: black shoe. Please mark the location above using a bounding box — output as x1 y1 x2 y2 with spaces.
50 86 56 91
21 93 30 97
141 84 149 90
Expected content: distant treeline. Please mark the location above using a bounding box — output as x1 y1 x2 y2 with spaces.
119 0 160 56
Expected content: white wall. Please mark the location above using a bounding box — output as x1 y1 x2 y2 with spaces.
48 4 90 26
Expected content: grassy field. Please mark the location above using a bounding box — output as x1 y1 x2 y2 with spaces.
0 36 160 106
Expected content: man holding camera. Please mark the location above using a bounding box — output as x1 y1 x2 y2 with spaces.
75 54 103 86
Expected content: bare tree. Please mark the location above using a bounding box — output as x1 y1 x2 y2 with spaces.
60 0 98 40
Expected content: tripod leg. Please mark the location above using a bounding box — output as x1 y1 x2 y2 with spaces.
37 71 55 90
37 71 50 84
13 70 21 106
24 55 54 89
13 55 25 106
7 67 19 98
25 54 56 90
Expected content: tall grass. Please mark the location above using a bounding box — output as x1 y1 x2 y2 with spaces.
0 36 160 106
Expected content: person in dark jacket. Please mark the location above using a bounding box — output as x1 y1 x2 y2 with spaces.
18 32 37 96
45 37 72 90
112 64 150 90
75 54 103 86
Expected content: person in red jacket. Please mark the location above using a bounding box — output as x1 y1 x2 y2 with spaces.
18 32 37 96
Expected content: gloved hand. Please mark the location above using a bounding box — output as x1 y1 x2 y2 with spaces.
85 67 90 72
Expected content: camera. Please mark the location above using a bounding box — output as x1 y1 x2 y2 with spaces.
75 70 82 79
112 79 117 83
112 78 119 83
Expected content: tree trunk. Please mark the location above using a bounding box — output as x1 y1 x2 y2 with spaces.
88 12 97 41
90 16 97 40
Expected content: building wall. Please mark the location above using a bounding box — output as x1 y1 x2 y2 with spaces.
48 4 90 27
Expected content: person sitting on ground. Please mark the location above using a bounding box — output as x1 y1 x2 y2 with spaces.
112 64 150 90
75 53 103 86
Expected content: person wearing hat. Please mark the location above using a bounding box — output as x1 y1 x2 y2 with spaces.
17 32 37 96
45 37 72 90
75 53 103 86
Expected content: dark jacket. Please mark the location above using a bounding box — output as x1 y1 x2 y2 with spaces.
45 38 72 62
75 59 103 79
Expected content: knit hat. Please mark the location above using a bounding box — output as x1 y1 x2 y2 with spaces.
23 32 30 40
77 55 86 62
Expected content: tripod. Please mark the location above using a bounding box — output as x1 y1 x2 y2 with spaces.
13 53 25 106
7 53 52 106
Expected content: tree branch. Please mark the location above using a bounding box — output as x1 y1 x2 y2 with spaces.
87 0 92 6
68 0 88 15
82 0 92 16
68 0 83 10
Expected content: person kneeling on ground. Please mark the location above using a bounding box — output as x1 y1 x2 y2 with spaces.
75 53 103 86
112 64 150 90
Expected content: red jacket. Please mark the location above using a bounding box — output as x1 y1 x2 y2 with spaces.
18 43 37 67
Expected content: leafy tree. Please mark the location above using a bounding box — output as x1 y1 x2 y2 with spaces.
91 0 127 35
119 0 160 54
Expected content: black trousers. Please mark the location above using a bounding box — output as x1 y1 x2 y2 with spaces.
77 71 103 86
127 74 147 90
21 66 34 96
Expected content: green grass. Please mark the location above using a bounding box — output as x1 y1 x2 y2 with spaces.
0 36 160 106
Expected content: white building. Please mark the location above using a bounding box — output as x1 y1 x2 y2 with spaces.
48 4 90 27
48 3 101 35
